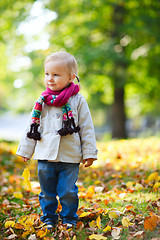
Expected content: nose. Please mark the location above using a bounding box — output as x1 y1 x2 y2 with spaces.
48 75 54 81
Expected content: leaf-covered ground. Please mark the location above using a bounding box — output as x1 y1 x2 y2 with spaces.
0 138 160 240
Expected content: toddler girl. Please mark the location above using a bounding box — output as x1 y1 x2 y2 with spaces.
17 52 98 229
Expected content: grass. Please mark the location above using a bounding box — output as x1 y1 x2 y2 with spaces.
0 138 160 239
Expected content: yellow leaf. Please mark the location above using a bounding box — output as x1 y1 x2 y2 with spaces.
5 221 15 228
21 167 31 191
79 212 91 218
25 217 34 227
135 183 144 190
89 234 107 240
121 217 133 227
18 215 34 233
89 220 97 229
103 226 111 232
148 172 159 182
94 180 101 185
72 236 77 240
21 167 30 179
19 216 27 225
96 216 101 229
104 209 108 214
126 182 134 188
22 230 30 238
37 229 48 238
109 211 119 219
153 182 160 189
87 186 95 194
13 192 23 199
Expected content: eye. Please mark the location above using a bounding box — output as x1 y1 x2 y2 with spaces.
45 72 49 76
54 74 59 77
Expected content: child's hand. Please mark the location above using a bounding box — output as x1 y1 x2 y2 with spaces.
83 158 94 167
22 157 29 162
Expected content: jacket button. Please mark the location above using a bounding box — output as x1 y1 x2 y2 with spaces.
55 113 60 119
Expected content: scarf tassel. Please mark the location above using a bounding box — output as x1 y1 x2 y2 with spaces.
70 117 80 133
58 117 80 136
27 123 41 140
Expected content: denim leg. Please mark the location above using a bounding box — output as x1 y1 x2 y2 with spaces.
38 161 59 223
56 163 80 225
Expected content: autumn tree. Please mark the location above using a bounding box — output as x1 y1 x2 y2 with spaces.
1 0 160 138
44 0 160 138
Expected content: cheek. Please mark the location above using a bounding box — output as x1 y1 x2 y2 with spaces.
44 78 48 85
54 78 61 84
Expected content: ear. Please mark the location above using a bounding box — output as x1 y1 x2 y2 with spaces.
69 73 76 83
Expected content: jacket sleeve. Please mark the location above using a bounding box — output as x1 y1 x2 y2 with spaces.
77 94 98 160
16 112 37 159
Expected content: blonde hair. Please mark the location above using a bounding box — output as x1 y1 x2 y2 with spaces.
44 52 78 76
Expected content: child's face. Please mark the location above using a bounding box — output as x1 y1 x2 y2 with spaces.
45 60 74 91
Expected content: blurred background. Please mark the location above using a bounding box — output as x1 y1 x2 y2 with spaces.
0 0 160 141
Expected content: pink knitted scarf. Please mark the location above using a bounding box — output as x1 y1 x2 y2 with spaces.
42 82 79 107
27 82 80 140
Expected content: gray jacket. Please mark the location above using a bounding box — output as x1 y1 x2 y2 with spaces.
16 93 98 163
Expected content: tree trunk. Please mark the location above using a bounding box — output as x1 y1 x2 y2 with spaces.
112 87 127 138
111 3 128 138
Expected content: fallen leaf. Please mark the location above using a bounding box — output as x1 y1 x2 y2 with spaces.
18 216 27 225
111 228 121 239
147 172 159 182
25 217 34 227
76 221 84 231
13 192 23 199
21 167 31 191
87 186 95 194
135 183 144 190
89 220 97 229
37 229 48 238
95 186 104 193
13 223 24 229
121 217 133 227
153 182 160 189
126 182 134 188
22 230 31 238
96 216 101 229
103 226 111 232
144 215 158 231
104 199 109 205
125 205 134 210
109 211 120 219
3 199 10 206
5 221 15 228
79 212 91 218
28 234 37 240
4 234 17 239
89 234 107 240
133 231 144 237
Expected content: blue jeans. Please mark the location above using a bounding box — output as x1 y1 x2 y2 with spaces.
38 160 79 225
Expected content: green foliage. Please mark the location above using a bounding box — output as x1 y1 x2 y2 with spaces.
1 0 160 120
